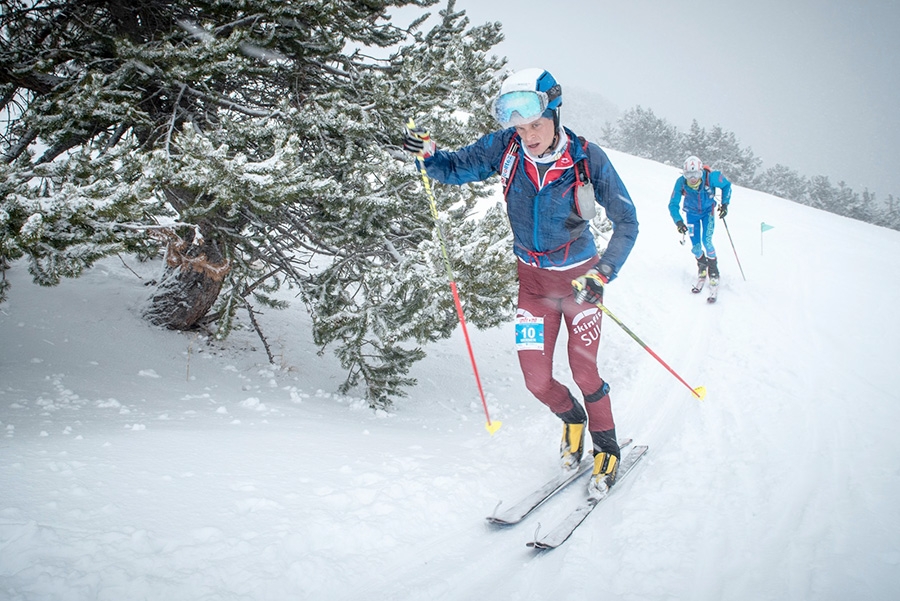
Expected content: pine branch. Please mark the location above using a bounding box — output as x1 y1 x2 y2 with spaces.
3 127 38 164
178 82 281 118
242 296 275 364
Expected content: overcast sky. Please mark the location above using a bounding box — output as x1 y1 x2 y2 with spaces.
449 0 900 197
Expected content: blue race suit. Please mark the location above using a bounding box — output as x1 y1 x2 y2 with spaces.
668 169 731 260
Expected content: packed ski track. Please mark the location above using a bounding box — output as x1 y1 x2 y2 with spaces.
2 150 900 600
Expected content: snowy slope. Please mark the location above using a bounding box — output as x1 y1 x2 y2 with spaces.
2 149 899 601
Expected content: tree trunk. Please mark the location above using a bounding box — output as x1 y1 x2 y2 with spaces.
143 229 230 330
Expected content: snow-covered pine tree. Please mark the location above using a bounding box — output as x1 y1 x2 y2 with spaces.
754 164 809 203
881 194 900 230
833 181 870 223
605 106 683 166
0 0 515 407
683 121 761 185
806 175 838 212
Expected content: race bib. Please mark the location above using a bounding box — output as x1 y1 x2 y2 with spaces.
515 316 544 351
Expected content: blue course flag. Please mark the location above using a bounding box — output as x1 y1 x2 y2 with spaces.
761 222 775 232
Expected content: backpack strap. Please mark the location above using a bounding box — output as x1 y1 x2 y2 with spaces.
574 136 591 186
499 136 520 200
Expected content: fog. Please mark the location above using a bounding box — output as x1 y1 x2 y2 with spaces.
451 0 900 197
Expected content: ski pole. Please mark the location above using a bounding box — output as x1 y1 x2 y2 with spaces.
407 119 501 435
721 217 746 281
594 300 706 400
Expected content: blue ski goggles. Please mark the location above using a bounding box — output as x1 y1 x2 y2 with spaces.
491 90 550 128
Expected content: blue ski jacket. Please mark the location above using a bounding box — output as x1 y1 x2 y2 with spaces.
422 127 638 281
668 169 732 223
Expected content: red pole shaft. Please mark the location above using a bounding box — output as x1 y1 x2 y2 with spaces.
635 338 702 398
598 303 705 400
449 281 494 426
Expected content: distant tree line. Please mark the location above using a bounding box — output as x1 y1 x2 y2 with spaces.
602 106 900 231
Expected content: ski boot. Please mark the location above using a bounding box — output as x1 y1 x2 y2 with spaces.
707 257 719 286
587 451 619 501
696 255 708 279
587 429 620 500
560 421 586 470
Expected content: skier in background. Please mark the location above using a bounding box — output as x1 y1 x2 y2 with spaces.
401 68 638 500
669 155 731 285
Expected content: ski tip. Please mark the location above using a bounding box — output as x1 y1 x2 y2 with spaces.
485 420 502 435
692 386 707 400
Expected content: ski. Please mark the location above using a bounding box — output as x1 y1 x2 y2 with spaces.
486 438 632 526
527 445 648 550
691 277 706 293
707 279 719 303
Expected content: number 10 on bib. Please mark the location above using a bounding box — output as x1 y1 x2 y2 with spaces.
515 316 544 351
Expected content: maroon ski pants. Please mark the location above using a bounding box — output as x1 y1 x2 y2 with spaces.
515 259 615 433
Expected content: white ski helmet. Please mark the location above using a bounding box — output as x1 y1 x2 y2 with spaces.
492 68 562 128
683 155 703 176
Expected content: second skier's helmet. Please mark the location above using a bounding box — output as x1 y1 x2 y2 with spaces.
683 155 704 184
492 68 562 128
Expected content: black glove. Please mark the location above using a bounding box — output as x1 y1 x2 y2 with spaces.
572 269 607 305
402 125 436 158
718 204 728 218
676 220 688 234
